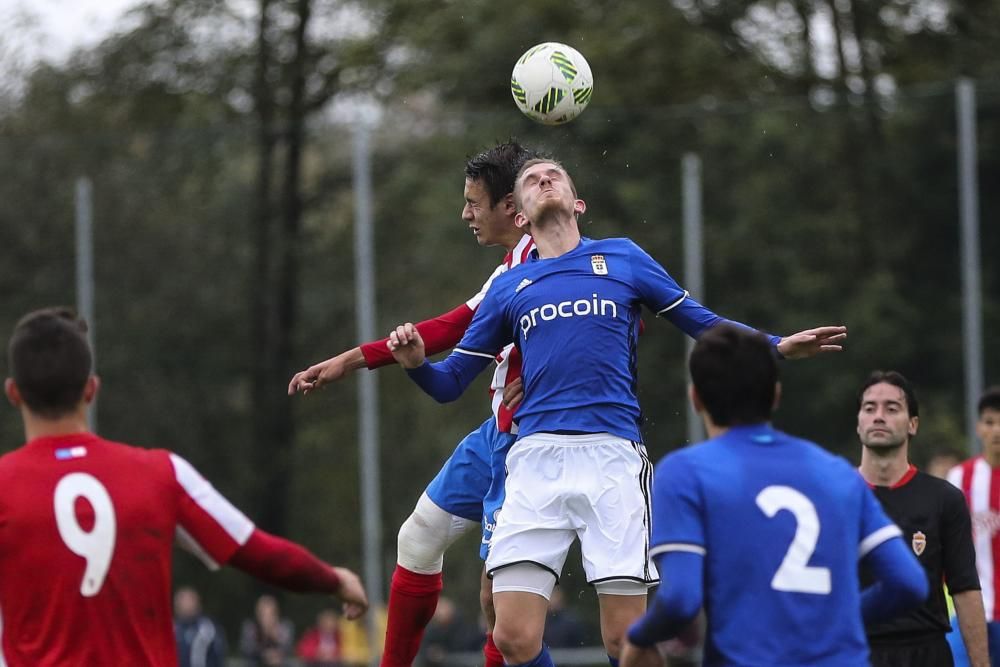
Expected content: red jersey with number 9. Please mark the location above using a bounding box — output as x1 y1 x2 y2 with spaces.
0 432 255 666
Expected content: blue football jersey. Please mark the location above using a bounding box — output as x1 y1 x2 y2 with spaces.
651 424 901 666
454 237 687 441
409 236 780 441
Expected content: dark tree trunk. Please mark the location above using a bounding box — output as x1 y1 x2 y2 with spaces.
250 0 288 534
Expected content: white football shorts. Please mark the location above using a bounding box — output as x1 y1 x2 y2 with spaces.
486 432 658 586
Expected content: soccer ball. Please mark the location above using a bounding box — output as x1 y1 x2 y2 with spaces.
510 42 593 125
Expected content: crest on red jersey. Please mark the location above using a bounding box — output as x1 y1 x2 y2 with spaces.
911 531 926 556
591 255 607 275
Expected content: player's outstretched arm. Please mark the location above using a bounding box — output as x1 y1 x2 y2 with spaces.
859 535 928 624
288 347 367 395
288 304 477 395
388 322 494 402
228 529 369 620
776 325 847 359
658 295 842 360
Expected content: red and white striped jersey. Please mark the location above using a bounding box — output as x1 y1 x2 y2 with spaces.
464 234 534 434
0 432 254 667
947 457 1000 619
361 234 535 434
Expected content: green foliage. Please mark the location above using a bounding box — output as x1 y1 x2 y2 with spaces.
1 0 999 642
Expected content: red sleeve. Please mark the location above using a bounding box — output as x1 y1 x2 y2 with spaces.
228 528 342 593
171 453 255 566
359 303 476 369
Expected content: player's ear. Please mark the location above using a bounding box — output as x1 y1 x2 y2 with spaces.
688 384 703 414
573 198 586 216
514 211 530 230
82 376 100 404
908 415 919 438
501 192 516 217
4 378 21 407
772 382 782 413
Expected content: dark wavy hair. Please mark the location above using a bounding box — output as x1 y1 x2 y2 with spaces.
464 141 540 207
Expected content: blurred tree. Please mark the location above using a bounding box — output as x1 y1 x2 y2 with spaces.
0 0 997 643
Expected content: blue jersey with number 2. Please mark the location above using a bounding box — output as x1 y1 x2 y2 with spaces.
651 424 901 666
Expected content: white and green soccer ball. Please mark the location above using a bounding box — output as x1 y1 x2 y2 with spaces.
510 42 594 125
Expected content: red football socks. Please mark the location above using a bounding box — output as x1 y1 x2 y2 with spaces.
380 565 443 667
483 632 505 667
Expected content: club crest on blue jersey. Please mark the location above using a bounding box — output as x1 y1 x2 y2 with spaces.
591 254 608 275
911 530 926 556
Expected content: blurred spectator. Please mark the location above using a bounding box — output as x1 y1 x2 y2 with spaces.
418 597 481 667
926 448 963 479
543 588 588 649
239 594 295 666
340 605 388 666
174 586 227 667
297 609 343 667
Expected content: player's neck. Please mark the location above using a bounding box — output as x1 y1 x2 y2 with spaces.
499 229 527 253
21 408 91 442
704 423 728 439
531 217 581 258
859 446 910 486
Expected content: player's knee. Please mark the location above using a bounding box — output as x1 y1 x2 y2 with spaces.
490 565 553 661
396 494 472 573
396 513 445 573
492 621 542 664
601 631 625 658
598 618 632 659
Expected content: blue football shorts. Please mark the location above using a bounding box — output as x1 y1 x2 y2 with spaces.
423 416 516 560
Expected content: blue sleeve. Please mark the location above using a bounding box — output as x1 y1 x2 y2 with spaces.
627 240 688 315
627 551 704 647
404 283 509 402
860 536 929 624
650 453 706 550
662 297 782 349
625 241 782 348
405 353 494 402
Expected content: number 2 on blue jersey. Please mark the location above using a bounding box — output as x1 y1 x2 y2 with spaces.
756 485 832 595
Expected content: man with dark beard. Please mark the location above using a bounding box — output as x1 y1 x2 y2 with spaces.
858 370 988 667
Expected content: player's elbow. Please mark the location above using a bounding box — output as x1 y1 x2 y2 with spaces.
433 390 460 404
655 579 702 627
663 587 701 624
424 386 461 403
